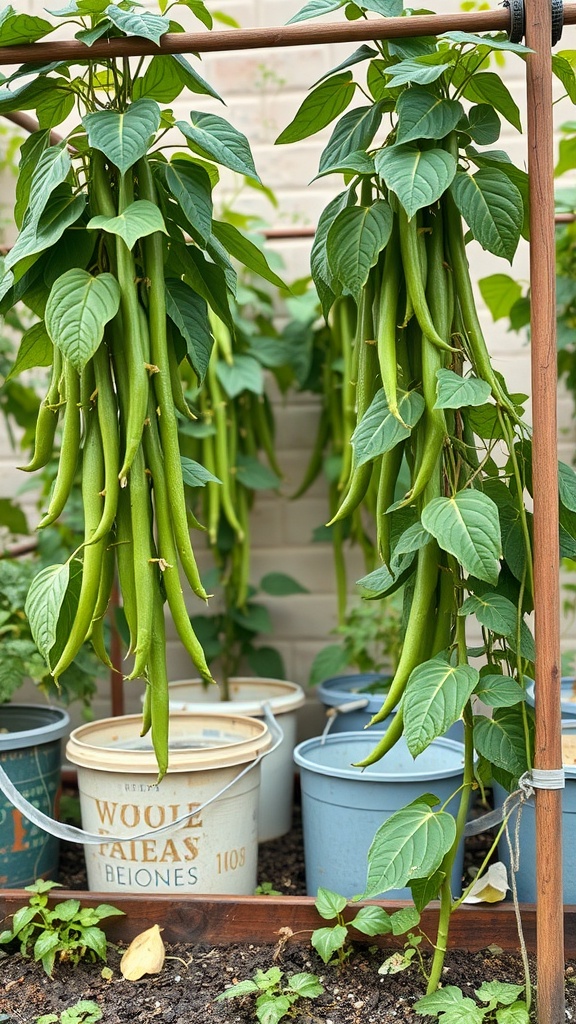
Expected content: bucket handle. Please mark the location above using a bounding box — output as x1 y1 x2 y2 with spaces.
0 703 283 846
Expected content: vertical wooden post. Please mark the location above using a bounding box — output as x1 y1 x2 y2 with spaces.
525 1 565 1021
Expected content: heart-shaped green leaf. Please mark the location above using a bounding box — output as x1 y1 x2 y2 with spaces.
352 388 425 467
396 87 463 145
105 4 169 44
7 188 85 274
462 72 522 132
216 354 264 398
422 490 502 585
459 592 518 636
25 562 69 664
450 169 522 262
180 457 220 488
6 320 52 380
404 657 478 755
362 800 457 897
83 99 161 175
287 0 344 24
87 200 167 249
24 143 71 229
434 369 492 409
319 105 383 174
177 111 260 183
384 58 452 87
327 200 393 299
478 273 522 321
474 674 525 709
473 706 531 777
45 269 121 371
376 145 456 219
465 103 501 146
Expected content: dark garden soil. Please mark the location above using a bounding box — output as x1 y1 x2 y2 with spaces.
2 800 576 1022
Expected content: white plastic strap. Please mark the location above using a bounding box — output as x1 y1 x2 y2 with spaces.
0 703 283 846
529 767 565 790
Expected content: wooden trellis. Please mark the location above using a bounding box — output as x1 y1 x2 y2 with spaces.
0 2 571 1020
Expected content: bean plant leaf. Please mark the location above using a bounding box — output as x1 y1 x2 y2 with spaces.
287 0 345 24
384 58 452 87
311 925 348 964
6 320 52 379
464 103 501 146
442 31 532 54
474 674 525 709
314 44 379 86
216 354 264 397
394 522 432 555
559 460 576 512
25 562 70 664
326 200 393 299
105 5 170 44
170 54 222 102
404 658 478 755
286 974 324 998
421 490 502 585
161 160 213 243
260 573 309 596
395 88 463 145
0 7 55 45
458 592 518 637
319 105 383 174
360 0 403 12
315 887 347 919
362 800 457 897
45 269 121 371
462 72 522 132
235 454 281 491
14 129 51 230
21 143 71 230
376 145 457 219
478 273 522 321
87 201 167 249
133 55 184 103
473 706 532 778
165 278 213 383
434 369 492 409
348 906 392 936
211 221 286 290
180 456 220 487
83 99 161 174
276 73 356 144
177 111 260 183
352 388 425 467
6 188 85 276
449 169 522 262
356 550 416 598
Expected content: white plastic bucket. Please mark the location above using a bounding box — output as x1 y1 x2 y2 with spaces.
166 678 305 841
66 712 270 895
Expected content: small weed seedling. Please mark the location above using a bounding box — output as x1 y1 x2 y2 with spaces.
254 882 282 896
0 880 124 977
36 1001 102 1024
311 887 405 965
414 981 529 1024
215 965 324 1024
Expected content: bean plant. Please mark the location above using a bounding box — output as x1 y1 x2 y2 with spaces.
0 1 284 777
278 0 576 997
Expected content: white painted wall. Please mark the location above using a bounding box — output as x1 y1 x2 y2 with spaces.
3 1 576 732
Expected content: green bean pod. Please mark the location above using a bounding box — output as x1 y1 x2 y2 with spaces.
208 357 244 539
138 157 208 602
88 341 120 545
376 218 402 422
19 346 62 473
147 582 170 781
37 359 81 530
90 534 115 670
398 207 455 354
126 445 156 681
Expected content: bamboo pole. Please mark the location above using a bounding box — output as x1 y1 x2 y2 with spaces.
525 0 565 1021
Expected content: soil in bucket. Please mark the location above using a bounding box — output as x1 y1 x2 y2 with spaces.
294 731 466 900
0 704 70 888
166 677 305 841
65 712 270 895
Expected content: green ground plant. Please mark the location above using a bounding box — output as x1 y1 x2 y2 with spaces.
0 880 123 978
36 1001 102 1024
414 981 529 1024
215 965 324 1024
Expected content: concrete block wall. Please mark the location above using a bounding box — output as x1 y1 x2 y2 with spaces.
3 1 576 733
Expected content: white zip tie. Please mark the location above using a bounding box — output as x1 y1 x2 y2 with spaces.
529 767 565 789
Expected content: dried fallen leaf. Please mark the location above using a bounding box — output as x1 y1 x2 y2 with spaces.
120 924 166 981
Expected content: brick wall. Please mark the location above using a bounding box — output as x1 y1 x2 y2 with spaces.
3 2 576 732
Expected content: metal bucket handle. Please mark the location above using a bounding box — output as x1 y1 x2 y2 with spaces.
0 703 283 845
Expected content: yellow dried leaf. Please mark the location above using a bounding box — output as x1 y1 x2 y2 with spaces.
120 924 166 981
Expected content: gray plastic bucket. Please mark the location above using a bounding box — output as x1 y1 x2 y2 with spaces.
318 673 464 743
0 704 70 888
294 731 466 900
495 719 576 903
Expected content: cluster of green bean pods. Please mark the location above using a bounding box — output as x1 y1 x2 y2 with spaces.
23 153 214 778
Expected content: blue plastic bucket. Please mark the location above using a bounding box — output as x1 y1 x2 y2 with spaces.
317 673 464 743
0 704 70 888
525 677 576 719
294 731 466 900
495 719 576 903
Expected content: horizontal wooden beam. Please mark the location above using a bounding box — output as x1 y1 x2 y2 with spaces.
3 5 576 66
1 890 575 953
